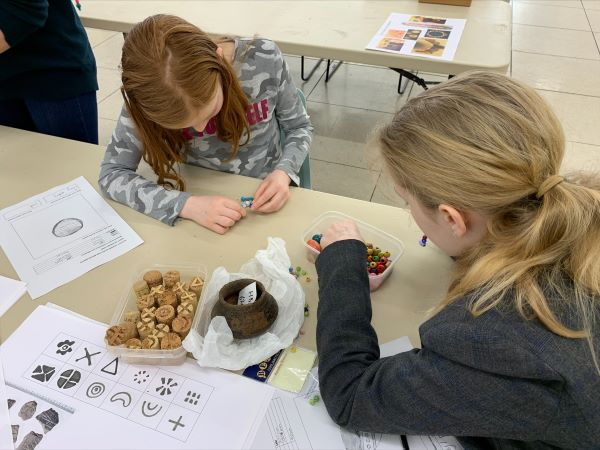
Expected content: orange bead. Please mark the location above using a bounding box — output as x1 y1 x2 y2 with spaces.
307 239 321 252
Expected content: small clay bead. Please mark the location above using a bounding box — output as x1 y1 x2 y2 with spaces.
177 301 195 318
179 291 197 308
125 338 142 349
160 332 182 350
151 323 170 340
369 262 377 269
172 281 189 299
105 325 127 346
155 305 175 326
133 280 150 299
143 270 163 288
149 284 165 299
163 270 181 289
172 315 192 339
136 293 155 311
140 307 157 323
137 319 155 339
122 310 140 324
189 276 204 296
141 335 160 349
157 290 178 308
119 321 138 340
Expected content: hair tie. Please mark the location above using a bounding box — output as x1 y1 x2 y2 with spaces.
536 175 564 199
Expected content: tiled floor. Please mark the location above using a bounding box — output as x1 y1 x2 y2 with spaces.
87 0 600 209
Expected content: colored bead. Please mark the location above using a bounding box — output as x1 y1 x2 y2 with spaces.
372 255 380 262
312 234 322 243
367 248 373 255
289 267 294 273
369 262 377 269
307 239 321 252
296 266 302 273
383 251 391 258
376 265 385 273
367 256 372 262
380 257 388 265
366 243 373 249
308 394 320 405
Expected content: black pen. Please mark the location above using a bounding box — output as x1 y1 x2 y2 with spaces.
401 434 410 450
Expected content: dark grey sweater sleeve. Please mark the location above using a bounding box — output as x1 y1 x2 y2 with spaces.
315 240 564 443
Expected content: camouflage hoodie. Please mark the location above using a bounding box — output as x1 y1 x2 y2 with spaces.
98 38 313 225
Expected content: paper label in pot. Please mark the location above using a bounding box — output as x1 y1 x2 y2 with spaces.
238 282 257 305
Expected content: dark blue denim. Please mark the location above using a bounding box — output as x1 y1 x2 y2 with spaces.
0 91 98 144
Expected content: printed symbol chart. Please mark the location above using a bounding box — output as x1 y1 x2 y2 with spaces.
23 332 215 442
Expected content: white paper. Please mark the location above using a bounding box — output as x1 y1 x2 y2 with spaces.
0 177 143 299
250 367 345 450
0 351 12 450
366 13 466 61
0 275 27 319
1 305 273 449
237 282 257 305
251 336 463 450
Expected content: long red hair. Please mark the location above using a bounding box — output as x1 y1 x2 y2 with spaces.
121 14 250 190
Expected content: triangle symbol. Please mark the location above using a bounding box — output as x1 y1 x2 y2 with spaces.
100 357 119 375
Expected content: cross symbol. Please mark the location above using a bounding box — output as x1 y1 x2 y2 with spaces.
168 415 185 431
75 347 101 366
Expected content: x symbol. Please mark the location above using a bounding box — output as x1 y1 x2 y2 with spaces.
75 347 101 366
168 415 185 431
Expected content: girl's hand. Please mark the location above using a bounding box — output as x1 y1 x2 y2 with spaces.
180 195 246 234
251 170 291 213
321 220 364 249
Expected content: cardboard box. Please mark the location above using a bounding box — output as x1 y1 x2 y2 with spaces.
419 0 472 6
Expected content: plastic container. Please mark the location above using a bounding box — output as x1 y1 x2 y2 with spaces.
302 211 405 291
106 264 207 365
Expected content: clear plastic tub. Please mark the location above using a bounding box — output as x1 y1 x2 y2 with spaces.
302 211 405 291
106 264 207 365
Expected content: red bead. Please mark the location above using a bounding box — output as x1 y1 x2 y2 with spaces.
376 265 385 273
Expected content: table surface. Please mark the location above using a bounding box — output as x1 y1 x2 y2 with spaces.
80 0 511 74
0 126 454 351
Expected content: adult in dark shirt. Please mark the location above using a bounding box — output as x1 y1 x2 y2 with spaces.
0 0 98 144
316 72 600 449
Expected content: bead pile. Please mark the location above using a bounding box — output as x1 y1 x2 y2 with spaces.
366 243 392 277
240 196 254 208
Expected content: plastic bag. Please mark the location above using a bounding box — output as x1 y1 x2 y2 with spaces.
183 237 305 370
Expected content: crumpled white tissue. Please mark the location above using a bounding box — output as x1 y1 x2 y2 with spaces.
183 237 305 370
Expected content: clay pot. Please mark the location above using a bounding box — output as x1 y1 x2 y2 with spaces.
211 279 278 339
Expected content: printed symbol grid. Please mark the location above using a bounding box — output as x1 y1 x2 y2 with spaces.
25 332 215 442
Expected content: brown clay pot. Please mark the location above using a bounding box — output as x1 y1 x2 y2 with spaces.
211 279 279 339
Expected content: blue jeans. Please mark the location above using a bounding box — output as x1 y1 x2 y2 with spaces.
0 91 98 144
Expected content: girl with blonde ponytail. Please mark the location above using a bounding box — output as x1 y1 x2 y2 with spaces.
98 15 312 234
315 71 600 449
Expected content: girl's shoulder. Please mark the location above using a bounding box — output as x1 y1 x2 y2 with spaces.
235 37 283 63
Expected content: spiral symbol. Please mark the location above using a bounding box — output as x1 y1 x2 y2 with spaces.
86 382 105 399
